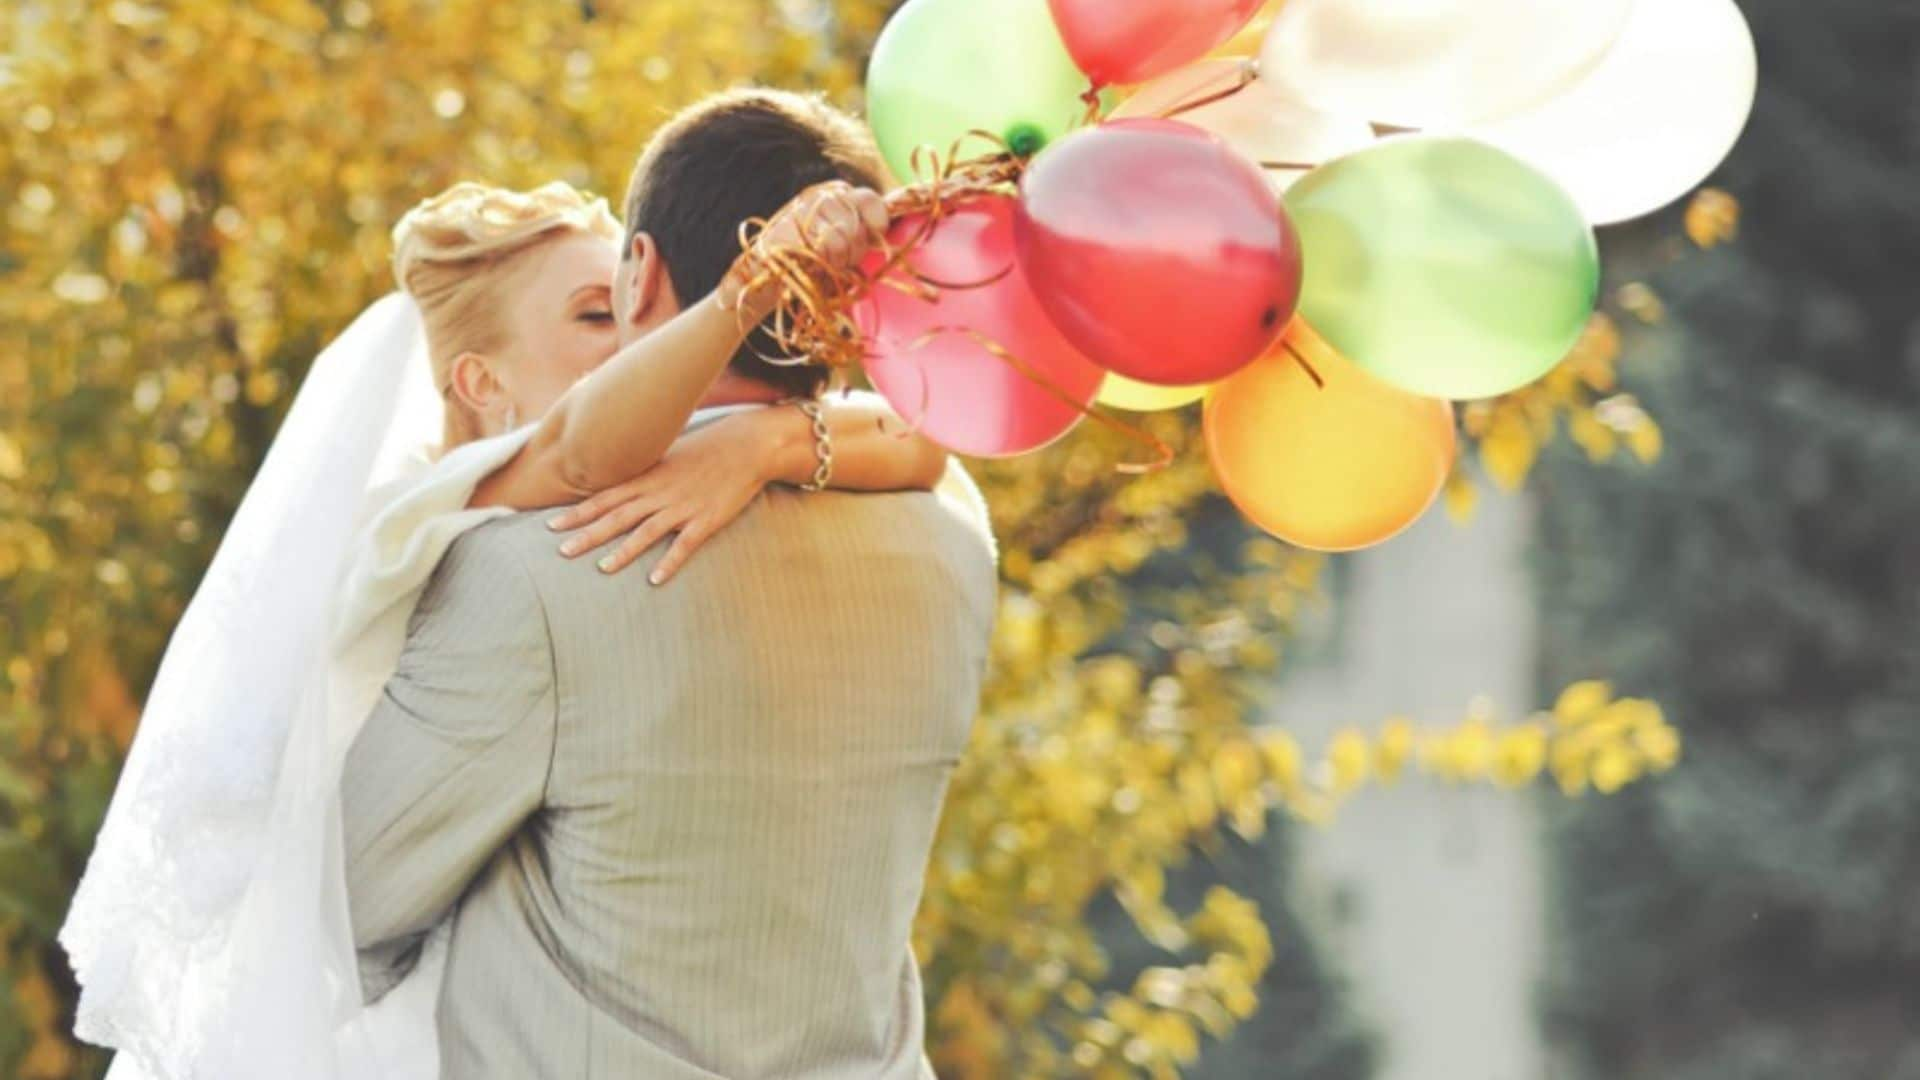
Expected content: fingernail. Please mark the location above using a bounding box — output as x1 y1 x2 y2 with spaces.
546 516 568 531
559 539 583 557
648 570 664 586
598 556 616 573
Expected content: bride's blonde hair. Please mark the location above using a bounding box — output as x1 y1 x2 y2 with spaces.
392 180 621 448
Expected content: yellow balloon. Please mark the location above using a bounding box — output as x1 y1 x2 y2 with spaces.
1098 372 1209 412
1204 319 1456 552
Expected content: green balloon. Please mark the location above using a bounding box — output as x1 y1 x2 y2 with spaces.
866 0 1090 183
1284 136 1600 401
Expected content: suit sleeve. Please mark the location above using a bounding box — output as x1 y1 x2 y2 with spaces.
339 527 559 1003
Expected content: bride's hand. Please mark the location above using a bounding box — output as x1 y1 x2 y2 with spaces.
546 410 794 585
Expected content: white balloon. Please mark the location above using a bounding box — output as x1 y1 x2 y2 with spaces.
1259 0 1636 128
1470 0 1757 225
1112 59 1375 192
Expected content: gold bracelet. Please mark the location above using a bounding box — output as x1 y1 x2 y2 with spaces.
788 397 833 492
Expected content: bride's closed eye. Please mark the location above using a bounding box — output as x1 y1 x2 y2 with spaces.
568 283 616 326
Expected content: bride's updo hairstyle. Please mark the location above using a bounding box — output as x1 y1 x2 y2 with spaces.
392 180 620 448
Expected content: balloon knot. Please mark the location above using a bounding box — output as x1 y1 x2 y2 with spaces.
1005 123 1046 159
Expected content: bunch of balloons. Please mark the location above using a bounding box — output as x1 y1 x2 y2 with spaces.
860 0 1756 551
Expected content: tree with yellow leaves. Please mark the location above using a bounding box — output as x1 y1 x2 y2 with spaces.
0 3 1690 1077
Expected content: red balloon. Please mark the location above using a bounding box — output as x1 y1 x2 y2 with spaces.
1014 118 1301 387
857 195 1105 458
1049 0 1266 87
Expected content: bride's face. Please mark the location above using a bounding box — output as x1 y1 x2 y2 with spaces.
492 231 623 423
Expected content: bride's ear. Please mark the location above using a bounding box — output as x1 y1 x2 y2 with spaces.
446 350 504 417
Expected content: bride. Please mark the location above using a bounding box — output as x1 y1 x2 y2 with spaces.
59 177 953 1078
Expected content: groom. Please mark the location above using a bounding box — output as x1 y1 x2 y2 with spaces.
339 90 996 1078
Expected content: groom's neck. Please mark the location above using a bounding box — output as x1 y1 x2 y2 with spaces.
698 372 790 408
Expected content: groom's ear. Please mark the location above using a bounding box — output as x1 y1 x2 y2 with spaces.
618 231 679 333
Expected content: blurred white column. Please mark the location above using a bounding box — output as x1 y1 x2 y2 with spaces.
1266 493 1546 1080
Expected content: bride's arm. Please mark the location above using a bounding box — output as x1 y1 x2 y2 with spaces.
749 393 947 493
468 181 887 511
544 395 948 583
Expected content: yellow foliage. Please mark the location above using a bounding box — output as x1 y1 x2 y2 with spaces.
1492 724 1550 788
1617 282 1669 325
1375 717 1416 784
1453 310 1668 508
1325 729 1372 795
1555 679 1616 724
1686 187 1743 249
1442 464 1480 523
1272 688 1678 817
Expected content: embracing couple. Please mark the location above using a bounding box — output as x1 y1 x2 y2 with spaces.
61 90 997 1080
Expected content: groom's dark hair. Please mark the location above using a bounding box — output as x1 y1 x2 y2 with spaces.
622 88 888 398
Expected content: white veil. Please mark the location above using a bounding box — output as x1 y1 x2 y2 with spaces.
60 293 450 1079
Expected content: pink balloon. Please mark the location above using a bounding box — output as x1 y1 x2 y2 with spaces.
857 195 1105 458
1048 0 1266 87
1014 117 1301 387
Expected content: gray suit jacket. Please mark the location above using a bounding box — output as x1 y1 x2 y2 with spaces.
340 487 996 1079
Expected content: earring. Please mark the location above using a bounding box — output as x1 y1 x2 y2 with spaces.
504 404 520 431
